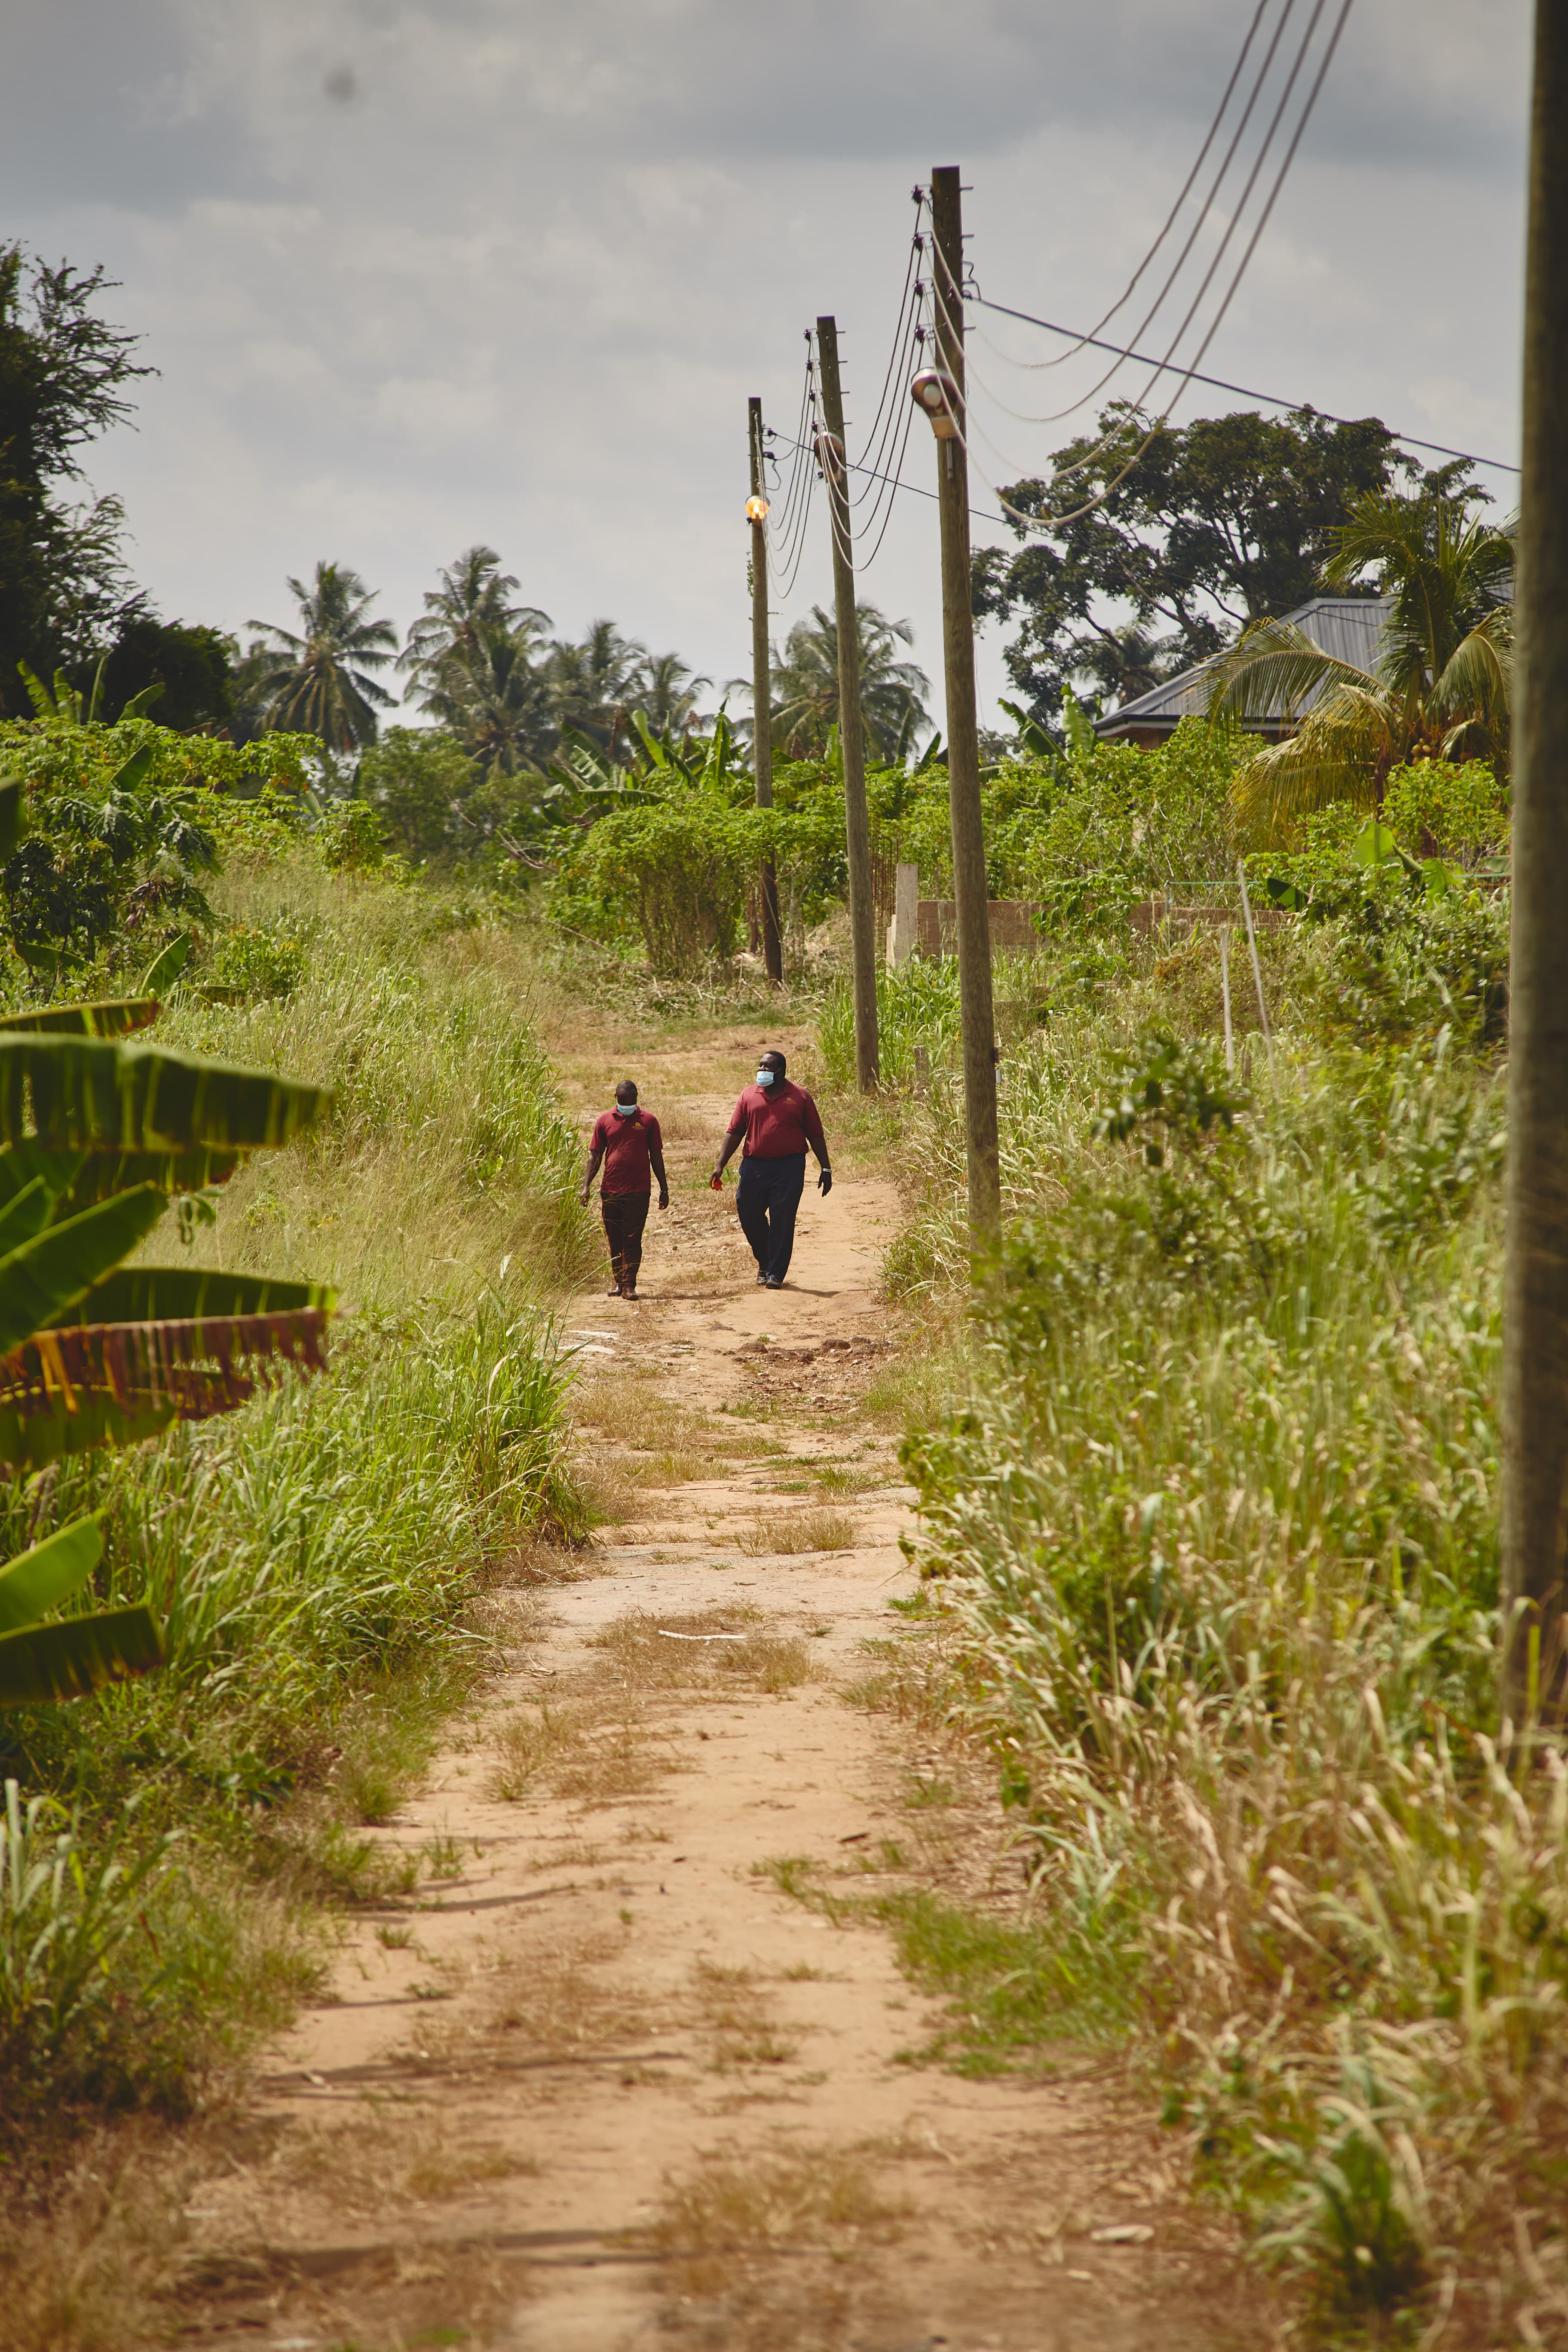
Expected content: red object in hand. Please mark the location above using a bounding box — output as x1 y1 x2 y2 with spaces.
710 1172 724 1191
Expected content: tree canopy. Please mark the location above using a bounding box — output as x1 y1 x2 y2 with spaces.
0 245 238 729
972 405 1403 720
0 245 145 717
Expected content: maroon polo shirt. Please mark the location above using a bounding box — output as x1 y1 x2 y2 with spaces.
723 1079 828 1162
591 1108 662 1196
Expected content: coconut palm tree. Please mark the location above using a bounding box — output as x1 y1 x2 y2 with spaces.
430 627 557 778
639 650 711 738
1208 486 1514 829
247 562 397 752
547 619 650 755
399 546 550 711
768 603 931 761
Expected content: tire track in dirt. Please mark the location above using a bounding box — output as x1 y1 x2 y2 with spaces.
171 1028 1271 2352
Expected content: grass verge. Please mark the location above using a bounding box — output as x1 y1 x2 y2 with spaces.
0 848 594 2157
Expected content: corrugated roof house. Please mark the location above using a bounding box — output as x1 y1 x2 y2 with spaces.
1094 594 1393 748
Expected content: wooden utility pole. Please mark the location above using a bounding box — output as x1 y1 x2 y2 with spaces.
928 165 1001 1245
815 316 879 1092
748 397 783 983
1503 0 1568 1725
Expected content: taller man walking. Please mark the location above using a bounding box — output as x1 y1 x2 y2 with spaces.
710 1049 831 1289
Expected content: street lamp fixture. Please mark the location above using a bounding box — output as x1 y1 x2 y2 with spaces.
910 368 960 440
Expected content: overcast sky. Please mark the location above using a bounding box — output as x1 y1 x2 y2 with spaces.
3 0 1531 729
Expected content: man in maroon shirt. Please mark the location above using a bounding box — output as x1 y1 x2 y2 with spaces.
710 1048 831 1289
580 1079 668 1299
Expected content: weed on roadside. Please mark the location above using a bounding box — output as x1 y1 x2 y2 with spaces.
690 1960 801 2073
0 2121 196 2352
738 1508 855 1556
755 1857 1135 2078
649 2138 908 2272
274 2105 534 2214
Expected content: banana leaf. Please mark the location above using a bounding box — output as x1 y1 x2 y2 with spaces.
110 744 156 792
56 1147 242 1208
0 1185 167 1356
0 1604 164 1707
0 1175 57 1259
0 1305 332 1417
0 1034 332 1153
0 1141 83 1207
0 1139 240 1214
49 1266 334 1325
0 1515 103 1631
138 936 191 996
0 1000 159 1038
0 1396 176 1471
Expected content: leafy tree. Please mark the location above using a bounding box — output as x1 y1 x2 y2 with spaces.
94 616 235 730
972 406 1403 720
361 728 476 858
0 245 150 718
1208 484 1514 827
246 562 397 753
768 603 930 760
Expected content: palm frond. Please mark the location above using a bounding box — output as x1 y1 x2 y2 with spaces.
1231 683 1402 827
1207 620 1380 725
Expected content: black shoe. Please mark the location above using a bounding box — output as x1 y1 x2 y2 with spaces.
756 1271 767 1286
764 1276 784 1289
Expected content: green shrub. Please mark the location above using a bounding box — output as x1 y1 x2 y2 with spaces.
0 1781 176 2107
205 919 309 1002
1383 756 1508 863
552 793 764 974
314 799 390 873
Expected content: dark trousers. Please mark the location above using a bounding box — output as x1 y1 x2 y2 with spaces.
735 1152 806 1283
601 1190 650 1289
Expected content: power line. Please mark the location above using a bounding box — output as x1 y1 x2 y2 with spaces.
1014 0 1280 378
995 0 1315 431
932 0 1341 474
969 297 1520 476
928 0 1360 532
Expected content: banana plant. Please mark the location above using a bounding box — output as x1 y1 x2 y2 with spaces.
0 836 337 1698
0 1516 161 1706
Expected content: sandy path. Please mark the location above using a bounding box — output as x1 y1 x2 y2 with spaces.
173 1036 1266 2351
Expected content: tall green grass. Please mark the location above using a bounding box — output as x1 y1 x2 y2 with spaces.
867 942 1563 2343
0 850 594 2126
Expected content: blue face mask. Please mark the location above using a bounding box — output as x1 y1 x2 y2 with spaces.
756 1068 776 1089
614 1102 637 1118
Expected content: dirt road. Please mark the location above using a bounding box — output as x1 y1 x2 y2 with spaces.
175 1029 1265 2351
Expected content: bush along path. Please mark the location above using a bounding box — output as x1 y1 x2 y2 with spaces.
163 1022 1272 2352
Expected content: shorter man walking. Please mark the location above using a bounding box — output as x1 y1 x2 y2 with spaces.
710 1048 831 1289
581 1079 668 1300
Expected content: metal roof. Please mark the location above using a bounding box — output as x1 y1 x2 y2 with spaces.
1094 595 1393 737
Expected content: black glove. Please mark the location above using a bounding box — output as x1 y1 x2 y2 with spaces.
818 1166 833 1196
